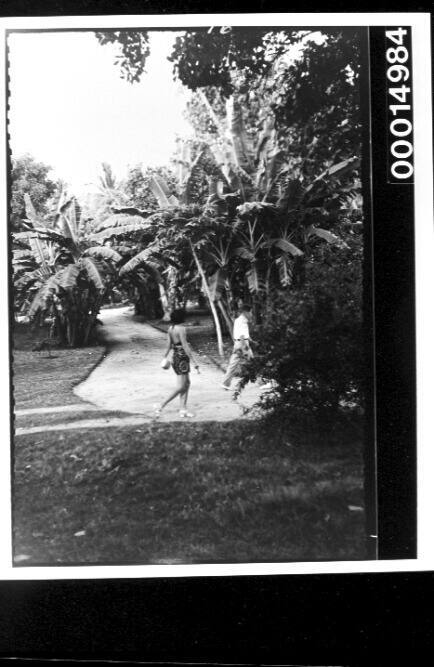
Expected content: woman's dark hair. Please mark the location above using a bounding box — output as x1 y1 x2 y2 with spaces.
170 309 186 324
241 304 252 312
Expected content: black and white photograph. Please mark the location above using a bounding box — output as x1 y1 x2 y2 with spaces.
1 13 432 573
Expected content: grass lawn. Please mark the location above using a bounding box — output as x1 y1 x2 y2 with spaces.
13 419 366 565
13 322 125 426
12 318 367 566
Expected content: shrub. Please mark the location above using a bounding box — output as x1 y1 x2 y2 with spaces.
244 236 364 417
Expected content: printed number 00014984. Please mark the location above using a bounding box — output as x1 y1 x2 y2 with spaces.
386 28 413 180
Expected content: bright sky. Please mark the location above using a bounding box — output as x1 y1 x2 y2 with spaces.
8 30 193 193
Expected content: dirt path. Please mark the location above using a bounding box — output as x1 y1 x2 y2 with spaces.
73 307 264 422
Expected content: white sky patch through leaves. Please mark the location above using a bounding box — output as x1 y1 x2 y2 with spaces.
8 30 193 194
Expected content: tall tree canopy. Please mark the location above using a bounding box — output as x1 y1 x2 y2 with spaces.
95 30 150 83
10 154 61 231
96 27 362 170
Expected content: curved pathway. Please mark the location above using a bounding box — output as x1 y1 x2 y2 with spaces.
73 307 264 422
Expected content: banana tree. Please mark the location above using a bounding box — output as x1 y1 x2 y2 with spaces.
102 149 228 353
12 192 122 346
117 241 181 322
89 210 174 320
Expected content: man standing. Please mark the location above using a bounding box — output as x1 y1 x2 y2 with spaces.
221 304 253 396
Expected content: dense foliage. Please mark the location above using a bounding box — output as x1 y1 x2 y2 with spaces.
12 27 365 416
12 191 121 346
243 227 364 415
95 30 150 83
11 154 61 231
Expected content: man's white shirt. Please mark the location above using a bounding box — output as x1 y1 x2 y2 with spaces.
233 314 250 341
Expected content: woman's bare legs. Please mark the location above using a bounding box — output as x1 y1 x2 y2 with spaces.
179 374 190 410
160 374 184 409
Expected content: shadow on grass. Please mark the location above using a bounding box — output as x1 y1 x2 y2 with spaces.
12 415 367 566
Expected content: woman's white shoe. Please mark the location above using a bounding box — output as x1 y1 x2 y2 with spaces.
179 409 194 418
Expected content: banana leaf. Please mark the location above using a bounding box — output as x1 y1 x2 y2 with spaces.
57 263 80 290
81 257 105 291
304 156 361 195
149 175 179 208
232 246 255 261
208 268 228 302
24 193 40 224
277 178 304 212
15 267 45 283
28 274 60 318
272 238 304 257
183 147 207 205
119 248 163 282
110 206 150 217
12 249 34 262
307 226 340 244
227 96 253 172
94 214 152 233
199 90 227 136
246 263 261 294
275 255 294 287
26 233 51 277
83 246 122 263
255 116 276 164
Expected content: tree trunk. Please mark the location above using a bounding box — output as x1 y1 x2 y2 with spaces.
225 282 236 319
190 243 224 357
217 299 233 341
158 283 171 322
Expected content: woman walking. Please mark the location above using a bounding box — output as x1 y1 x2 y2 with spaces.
154 309 200 418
